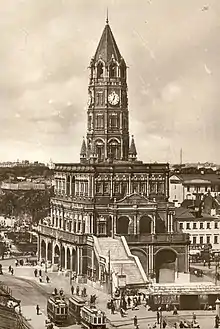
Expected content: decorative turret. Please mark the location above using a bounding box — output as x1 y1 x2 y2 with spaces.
80 137 87 164
129 135 137 161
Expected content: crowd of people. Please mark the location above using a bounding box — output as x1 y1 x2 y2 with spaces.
33 268 50 283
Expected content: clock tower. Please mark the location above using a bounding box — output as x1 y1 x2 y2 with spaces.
85 18 130 163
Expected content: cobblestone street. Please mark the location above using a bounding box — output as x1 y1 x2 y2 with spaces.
0 259 219 328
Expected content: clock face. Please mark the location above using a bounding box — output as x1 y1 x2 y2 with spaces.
108 91 120 106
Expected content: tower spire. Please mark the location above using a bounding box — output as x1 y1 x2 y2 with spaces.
106 7 109 24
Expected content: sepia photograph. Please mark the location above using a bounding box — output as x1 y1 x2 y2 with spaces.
0 1 220 328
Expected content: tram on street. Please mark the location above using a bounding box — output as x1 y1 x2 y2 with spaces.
80 305 106 329
68 295 86 324
47 295 68 325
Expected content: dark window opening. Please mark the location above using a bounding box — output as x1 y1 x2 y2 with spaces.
97 62 104 78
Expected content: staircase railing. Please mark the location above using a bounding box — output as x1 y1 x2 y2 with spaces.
92 236 107 265
120 236 148 284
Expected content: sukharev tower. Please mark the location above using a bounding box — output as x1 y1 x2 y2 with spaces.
37 18 189 289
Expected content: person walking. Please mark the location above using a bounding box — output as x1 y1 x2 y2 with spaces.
46 276 50 283
127 296 131 308
71 285 74 295
157 310 160 324
8 265 11 273
134 315 138 328
11 268 14 275
39 269 42 277
36 304 40 315
34 269 38 277
111 300 115 314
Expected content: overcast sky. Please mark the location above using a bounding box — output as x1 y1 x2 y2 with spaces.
1 0 220 164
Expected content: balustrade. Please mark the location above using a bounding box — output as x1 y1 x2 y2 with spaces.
38 224 87 244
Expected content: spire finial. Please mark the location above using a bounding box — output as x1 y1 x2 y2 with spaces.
106 7 109 24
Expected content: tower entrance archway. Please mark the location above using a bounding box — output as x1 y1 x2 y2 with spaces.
72 249 77 272
61 246 65 269
54 245 60 264
155 248 177 283
67 247 71 270
131 248 148 274
41 240 46 260
48 242 52 262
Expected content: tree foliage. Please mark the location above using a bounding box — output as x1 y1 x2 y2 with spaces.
0 188 54 224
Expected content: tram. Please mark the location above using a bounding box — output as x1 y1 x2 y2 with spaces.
69 295 86 324
80 305 106 329
47 295 68 325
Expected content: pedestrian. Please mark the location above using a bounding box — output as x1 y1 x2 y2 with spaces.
59 288 64 296
11 268 14 275
34 269 38 277
215 315 219 328
192 312 196 321
120 308 124 317
127 296 131 308
71 285 74 295
111 300 115 314
36 304 40 315
76 286 80 296
54 288 58 295
46 276 50 283
8 265 11 273
15 259 18 267
39 269 42 277
173 306 178 315
157 310 160 324
134 315 138 328
39 275 42 283
162 319 167 328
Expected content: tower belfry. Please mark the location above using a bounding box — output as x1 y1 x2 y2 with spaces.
84 20 131 163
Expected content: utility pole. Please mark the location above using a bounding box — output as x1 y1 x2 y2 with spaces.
108 250 112 297
180 148 183 165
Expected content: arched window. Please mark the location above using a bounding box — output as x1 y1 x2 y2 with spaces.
109 62 117 78
95 139 105 162
97 62 104 78
108 139 120 160
66 175 70 195
120 64 126 79
71 176 75 196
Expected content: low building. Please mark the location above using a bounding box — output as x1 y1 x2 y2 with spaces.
169 173 220 206
1 182 46 191
176 207 220 251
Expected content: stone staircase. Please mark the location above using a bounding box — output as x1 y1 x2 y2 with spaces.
96 236 147 287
